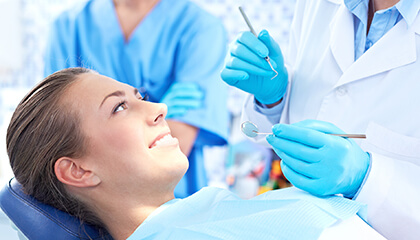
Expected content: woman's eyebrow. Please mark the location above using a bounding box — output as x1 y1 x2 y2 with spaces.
99 90 125 108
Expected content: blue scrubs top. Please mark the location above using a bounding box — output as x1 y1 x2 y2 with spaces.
44 0 230 198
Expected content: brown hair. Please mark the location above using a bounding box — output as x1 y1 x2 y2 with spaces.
6 67 104 229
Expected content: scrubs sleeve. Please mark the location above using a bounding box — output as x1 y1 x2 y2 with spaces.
43 12 76 77
171 15 229 146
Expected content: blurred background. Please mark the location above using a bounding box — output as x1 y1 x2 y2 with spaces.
0 0 295 237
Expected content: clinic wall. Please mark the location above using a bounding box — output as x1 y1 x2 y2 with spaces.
0 0 295 184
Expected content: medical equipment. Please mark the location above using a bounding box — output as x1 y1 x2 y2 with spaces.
241 121 366 139
238 6 278 79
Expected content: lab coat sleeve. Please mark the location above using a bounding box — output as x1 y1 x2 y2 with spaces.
43 12 75 77
170 11 229 146
355 153 420 239
355 125 420 240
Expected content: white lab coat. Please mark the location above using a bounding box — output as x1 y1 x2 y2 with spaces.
242 0 420 239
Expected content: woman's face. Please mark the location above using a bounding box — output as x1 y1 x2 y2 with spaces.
64 73 188 195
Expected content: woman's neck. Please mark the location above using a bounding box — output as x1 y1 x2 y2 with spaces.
91 191 174 240
100 204 157 240
372 0 400 11
113 0 160 41
367 0 400 34
113 0 156 9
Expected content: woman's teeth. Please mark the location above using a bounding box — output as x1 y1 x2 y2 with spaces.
151 134 177 148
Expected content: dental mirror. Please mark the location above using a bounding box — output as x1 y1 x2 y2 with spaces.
241 121 366 139
241 121 270 138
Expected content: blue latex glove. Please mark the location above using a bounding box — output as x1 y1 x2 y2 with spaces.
266 120 370 198
161 82 204 119
221 30 288 104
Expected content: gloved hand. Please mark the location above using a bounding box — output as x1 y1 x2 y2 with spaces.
221 30 288 105
266 120 370 198
161 82 204 119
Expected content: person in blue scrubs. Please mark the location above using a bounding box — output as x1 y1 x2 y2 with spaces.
44 0 229 198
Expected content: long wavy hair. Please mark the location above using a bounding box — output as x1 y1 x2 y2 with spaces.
6 68 106 231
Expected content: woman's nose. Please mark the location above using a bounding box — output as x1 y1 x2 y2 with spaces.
148 102 167 125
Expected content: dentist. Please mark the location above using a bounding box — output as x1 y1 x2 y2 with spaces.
221 0 420 239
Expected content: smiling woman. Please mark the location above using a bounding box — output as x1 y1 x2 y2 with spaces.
7 67 189 238
5 68 384 240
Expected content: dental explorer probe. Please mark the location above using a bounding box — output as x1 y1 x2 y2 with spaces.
238 6 278 79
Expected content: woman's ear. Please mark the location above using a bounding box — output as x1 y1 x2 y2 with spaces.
55 157 101 188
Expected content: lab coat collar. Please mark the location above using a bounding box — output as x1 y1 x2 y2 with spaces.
325 0 343 4
332 6 418 88
395 0 420 28
413 11 420 35
329 4 355 73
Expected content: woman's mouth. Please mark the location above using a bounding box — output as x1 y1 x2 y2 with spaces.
149 133 178 149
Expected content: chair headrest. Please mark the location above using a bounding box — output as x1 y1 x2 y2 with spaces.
0 178 113 240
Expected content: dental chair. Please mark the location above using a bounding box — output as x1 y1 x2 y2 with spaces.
0 178 113 240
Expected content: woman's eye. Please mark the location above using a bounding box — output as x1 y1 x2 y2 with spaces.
113 101 127 113
137 93 148 101
141 93 149 101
